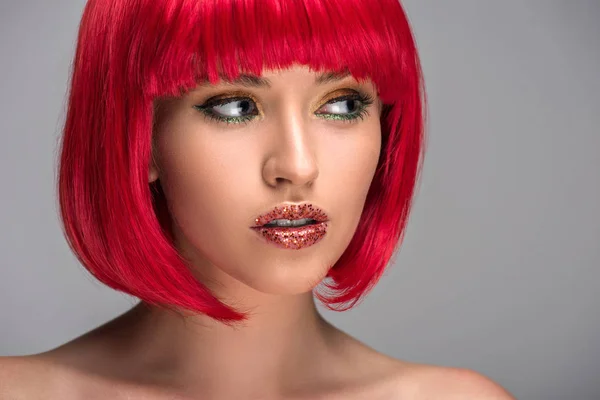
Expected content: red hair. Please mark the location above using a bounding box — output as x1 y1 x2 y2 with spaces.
58 0 427 325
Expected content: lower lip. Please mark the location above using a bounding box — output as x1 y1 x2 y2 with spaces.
250 222 329 250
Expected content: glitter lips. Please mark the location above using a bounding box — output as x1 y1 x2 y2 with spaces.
250 203 329 250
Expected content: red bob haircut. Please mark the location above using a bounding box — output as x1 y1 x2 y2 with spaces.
58 0 426 324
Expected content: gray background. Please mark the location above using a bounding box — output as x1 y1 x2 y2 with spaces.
1 1 598 399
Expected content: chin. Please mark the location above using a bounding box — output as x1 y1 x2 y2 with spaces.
230 260 332 296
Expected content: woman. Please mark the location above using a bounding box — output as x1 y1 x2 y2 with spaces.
0 0 515 398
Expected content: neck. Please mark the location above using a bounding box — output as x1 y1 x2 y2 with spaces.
113 292 338 397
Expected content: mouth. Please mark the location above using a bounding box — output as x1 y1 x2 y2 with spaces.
251 203 329 228
250 203 329 250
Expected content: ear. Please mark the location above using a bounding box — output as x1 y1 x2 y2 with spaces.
149 158 159 183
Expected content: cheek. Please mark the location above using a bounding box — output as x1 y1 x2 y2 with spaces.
155 113 250 199
156 133 253 234
154 125 262 254
319 124 382 248
156 142 261 286
327 125 381 198
153 122 228 229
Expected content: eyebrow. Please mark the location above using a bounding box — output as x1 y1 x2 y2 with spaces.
200 70 352 89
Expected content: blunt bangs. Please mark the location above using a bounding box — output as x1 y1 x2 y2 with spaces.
132 0 414 103
58 0 426 324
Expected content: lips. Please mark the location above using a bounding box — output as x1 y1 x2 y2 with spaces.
250 203 330 250
251 203 329 228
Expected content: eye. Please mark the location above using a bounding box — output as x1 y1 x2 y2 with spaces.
315 91 375 124
193 96 259 125
193 90 375 126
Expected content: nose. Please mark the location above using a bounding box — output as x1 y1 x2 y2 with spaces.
262 111 319 189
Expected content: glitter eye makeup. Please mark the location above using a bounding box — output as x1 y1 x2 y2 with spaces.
315 91 374 123
192 89 375 126
193 93 261 126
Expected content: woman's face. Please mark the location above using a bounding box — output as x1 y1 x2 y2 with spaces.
150 64 382 297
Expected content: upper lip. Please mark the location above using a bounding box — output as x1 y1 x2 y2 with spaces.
251 203 329 227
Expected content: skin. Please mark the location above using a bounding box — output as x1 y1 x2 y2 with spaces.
0 65 515 399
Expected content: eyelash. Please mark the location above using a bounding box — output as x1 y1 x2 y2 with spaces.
193 91 375 126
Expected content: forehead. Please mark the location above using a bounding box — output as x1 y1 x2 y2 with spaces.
197 67 353 89
189 67 381 97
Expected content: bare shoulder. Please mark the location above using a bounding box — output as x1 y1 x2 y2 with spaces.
0 354 128 400
323 328 514 400
327 327 515 400
0 354 112 399
0 352 186 400
389 361 516 400
0 355 64 399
